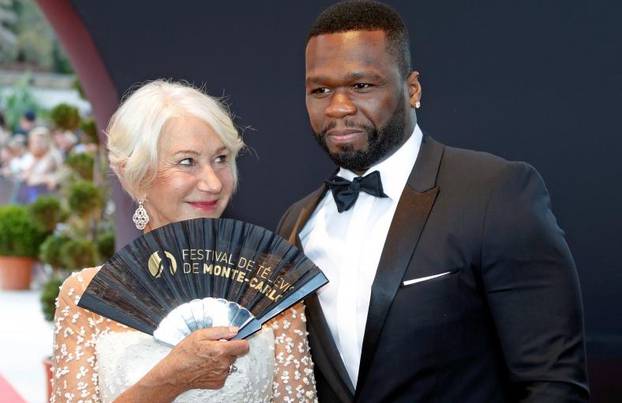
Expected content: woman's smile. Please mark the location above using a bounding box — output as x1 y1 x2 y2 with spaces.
187 200 219 212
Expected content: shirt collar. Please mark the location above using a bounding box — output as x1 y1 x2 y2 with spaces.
337 125 423 201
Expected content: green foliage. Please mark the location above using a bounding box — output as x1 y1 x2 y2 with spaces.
60 238 96 270
1 0 71 73
0 0 17 62
52 41 72 74
66 152 94 181
2 74 39 130
96 231 115 261
67 179 103 216
40 275 63 322
29 195 63 233
17 27 52 68
39 234 71 269
50 103 80 131
72 78 85 99
0 204 46 258
80 118 99 144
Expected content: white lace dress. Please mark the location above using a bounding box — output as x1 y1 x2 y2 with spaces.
52 268 317 403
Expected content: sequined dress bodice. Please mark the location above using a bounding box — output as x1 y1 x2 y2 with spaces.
96 330 274 402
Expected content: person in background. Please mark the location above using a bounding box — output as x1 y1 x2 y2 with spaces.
0 136 26 204
15 127 64 203
0 111 9 145
14 110 37 136
0 135 27 179
52 129 78 158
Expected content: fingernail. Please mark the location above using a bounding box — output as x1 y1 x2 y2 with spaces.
229 326 239 334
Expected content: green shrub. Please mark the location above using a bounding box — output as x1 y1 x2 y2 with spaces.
67 180 103 216
96 231 115 261
40 276 64 322
40 234 71 269
50 103 80 131
80 118 99 144
66 152 94 181
60 238 96 270
0 205 46 258
29 195 64 234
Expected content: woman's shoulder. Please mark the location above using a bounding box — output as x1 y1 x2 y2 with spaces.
55 266 125 333
57 267 101 308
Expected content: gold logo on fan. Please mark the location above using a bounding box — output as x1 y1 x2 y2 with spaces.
148 251 177 278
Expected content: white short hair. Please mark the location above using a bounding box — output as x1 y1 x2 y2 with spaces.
106 79 244 199
29 126 52 147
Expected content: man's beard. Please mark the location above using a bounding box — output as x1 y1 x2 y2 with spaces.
314 101 408 172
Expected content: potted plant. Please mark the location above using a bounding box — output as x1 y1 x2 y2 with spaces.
50 103 81 132
29 195 65 234
0 205 46 289
37 184 108 323
36 102 114 400
30 122 110 297
65 152 94 181
38 209 113 402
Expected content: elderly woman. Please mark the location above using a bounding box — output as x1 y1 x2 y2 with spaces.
52 80 317 402
15 127 64 203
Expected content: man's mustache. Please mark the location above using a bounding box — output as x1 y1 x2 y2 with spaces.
320 120 373 136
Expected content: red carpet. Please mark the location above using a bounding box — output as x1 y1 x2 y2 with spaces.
0 373 26 403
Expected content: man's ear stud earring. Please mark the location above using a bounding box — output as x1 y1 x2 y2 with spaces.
415 101 421 109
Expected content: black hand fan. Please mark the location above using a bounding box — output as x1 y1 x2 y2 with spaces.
78 218 327 345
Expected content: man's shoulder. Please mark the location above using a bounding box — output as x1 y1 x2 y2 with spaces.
439 140 539 184
443 142 512 169
283 187 323 216
277 185 325 234
426 138 546 203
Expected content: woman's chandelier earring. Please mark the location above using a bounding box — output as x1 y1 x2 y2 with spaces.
132 199 150 230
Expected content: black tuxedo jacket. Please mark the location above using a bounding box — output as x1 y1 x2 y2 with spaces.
277 136 589 402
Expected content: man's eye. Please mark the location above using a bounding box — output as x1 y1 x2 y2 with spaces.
178 157 195 166
353 83 373 90
311 87 331 95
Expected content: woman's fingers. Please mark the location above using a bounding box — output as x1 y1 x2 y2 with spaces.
221 339 250 357
195 326 239 341
161 328 250 391
193 327 249 356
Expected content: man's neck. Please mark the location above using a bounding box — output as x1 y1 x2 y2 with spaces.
351 130 414 175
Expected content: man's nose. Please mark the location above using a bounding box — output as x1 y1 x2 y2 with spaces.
197 165 223 193
326 90 356 118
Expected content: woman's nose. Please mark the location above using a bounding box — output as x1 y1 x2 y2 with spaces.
197 165 223 193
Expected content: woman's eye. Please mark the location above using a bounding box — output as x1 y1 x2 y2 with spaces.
178 157 195 166
215 154 229 164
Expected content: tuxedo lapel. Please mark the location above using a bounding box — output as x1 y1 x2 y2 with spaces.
287 185 325 247
356 136 444 393
286 184 356 400
305 294 356 398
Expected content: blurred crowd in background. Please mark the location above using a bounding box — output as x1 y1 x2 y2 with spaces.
0 106 98 205
1 0 94 205
0 0 113 302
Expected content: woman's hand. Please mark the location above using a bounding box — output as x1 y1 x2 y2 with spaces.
114 327 250 402
161 326 249 390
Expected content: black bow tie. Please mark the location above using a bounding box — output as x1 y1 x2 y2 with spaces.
325 170 388 213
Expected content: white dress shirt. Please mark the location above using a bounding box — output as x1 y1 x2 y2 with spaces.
300 125 423 387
